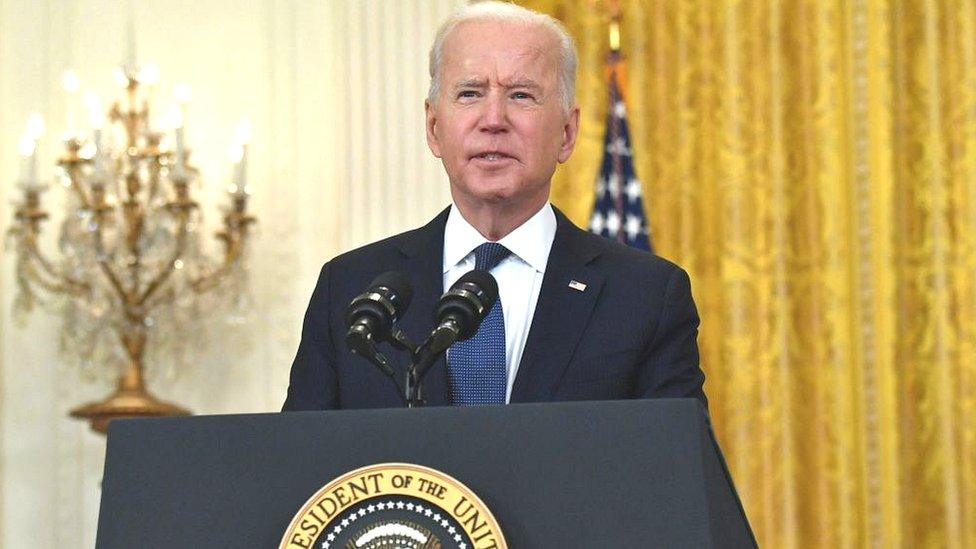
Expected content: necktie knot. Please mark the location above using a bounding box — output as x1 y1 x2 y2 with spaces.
474 242 511 271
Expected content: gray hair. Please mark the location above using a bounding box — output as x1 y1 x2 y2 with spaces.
427 1 578 113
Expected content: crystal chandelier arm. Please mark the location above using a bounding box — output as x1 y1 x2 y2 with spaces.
191 199 255 295
20 230 91 296
16 242 89 297
188 234 243 294
188 193 254 294
91 223 131 303
136 211 190 307
60 160 93 210
145 148 165 205
142 285 176 311
8 194 89 300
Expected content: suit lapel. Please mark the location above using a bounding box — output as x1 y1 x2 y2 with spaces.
511 209 605 402
395 207 451 406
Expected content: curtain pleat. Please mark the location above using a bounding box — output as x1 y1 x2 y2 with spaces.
520 1 976 546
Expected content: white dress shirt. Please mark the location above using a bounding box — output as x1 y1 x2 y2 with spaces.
443 202 557 402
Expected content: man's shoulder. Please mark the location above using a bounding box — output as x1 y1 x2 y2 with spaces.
328 229 412 267
560 217 684 281
324 228 421 275
325 207 448 272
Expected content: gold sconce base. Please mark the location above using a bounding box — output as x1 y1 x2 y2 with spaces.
70 388 190 434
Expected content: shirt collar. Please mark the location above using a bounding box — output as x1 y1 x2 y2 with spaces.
443 202 557 274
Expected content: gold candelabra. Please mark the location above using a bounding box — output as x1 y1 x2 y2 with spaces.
6 67 255 434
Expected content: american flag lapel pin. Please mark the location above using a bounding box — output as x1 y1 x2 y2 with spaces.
568 280 587 292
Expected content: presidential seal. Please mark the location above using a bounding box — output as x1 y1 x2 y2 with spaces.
280 463 506 549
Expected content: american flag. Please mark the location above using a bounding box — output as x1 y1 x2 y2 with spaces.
588 52 653 252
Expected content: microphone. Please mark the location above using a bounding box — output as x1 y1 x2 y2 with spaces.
345 271 413 375
413 269 498 381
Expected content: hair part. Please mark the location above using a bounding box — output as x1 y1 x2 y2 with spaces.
427 1 578 114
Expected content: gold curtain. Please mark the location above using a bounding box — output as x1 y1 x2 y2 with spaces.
519 0 976 546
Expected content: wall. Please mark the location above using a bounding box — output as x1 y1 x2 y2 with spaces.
0 1 464 546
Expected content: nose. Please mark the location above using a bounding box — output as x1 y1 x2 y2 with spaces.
478 93 509 134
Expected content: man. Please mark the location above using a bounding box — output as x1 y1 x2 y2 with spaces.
282 2 705 411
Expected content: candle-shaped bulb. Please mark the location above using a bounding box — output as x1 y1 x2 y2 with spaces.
62 70 80 138
79 141 97 159
232 118 251 193
234 118 252 145
26 112 45 139
18 131 40 190
174 84 192 104
62 70 80 93
113 67 129 88
23 115 43 186
18 134 36 157
173 84 191 132
168 105 184 129
140 63 159 86
168 105 186 179
229 143 245 163
85 91 105 129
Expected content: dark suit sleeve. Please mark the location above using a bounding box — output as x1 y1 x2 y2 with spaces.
635 266 707 408
282 262 340 411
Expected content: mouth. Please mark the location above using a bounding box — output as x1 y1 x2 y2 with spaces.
469 151 517 164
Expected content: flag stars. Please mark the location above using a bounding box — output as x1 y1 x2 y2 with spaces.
614 100 627 119
625 178 642 202
625 215 645 242
596 176 607 198
590 212 605 234
590 74 652 251
606 137 632 156
606 211 621 237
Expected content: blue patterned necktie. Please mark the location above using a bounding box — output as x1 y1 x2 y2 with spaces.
448 242 512 405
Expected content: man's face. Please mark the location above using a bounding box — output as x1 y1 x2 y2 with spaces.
425 20 579 212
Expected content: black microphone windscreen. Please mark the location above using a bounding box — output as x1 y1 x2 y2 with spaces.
452 269 498 311
369 270 413 313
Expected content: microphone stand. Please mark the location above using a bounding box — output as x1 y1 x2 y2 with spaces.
398 319 463 407
351 327 441 408
404 346 438 408
356 310 468 407
388 329 428 408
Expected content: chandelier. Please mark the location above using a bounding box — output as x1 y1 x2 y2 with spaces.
5 64 256 434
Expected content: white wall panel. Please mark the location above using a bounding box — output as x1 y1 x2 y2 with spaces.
0 0 464 546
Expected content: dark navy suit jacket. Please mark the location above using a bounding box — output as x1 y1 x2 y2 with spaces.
282 207 706 410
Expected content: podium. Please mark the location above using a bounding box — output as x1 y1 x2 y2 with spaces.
96 399 755 548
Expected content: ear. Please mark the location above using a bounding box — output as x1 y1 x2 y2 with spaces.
557 105 581 164
425 100 442 158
